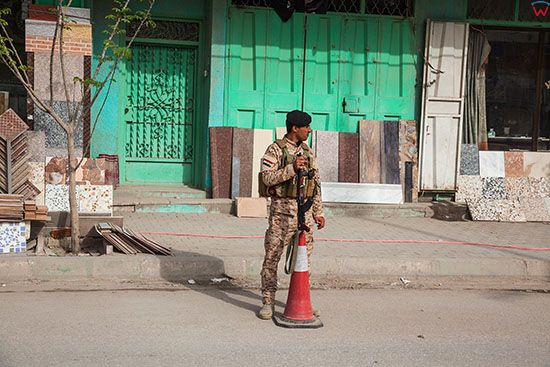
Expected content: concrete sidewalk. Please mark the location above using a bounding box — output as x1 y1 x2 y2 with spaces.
1 212 549 287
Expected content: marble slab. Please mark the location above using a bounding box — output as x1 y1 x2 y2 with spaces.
467 198 526 222
231 128 254 198
519 197 550 222
523 152 550 178
322 182 403 204
314 130 339 183
504 177 530 200
251 129 273 198
209 127 233 199
504 151 524 177
45 156 106 185
455 175 483 202
26 130 46 163
33 53 84 102
479 151 505 177
527 177 550 198
459 144 480 176
77 185 112 214
45 184 69 211
546 197 550 217
29 161 45 205
382 120 400 184
34 101 83 149
338 132 359 183
399 120 418 202
0 222 26 254
482 177 508 200
359 120 382 183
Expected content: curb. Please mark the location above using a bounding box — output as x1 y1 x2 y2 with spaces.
1 254 549 283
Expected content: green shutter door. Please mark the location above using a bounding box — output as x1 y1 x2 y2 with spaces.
124 43 196 184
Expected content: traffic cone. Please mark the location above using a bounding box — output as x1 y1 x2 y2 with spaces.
273 230 323 328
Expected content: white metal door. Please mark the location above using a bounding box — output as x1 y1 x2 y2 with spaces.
419 21 469 191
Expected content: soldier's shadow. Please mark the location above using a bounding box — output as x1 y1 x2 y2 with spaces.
159 249 285 315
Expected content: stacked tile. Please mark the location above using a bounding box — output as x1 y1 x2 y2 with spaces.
0 109 38 200
398 120 418 202
0 194 24 221
359 120 400 184
26 5 91 153
26 131 46 205
313 130 339 182
457 147 550 222
23 201 48 221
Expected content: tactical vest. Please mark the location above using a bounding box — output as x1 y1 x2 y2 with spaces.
258 139 317 198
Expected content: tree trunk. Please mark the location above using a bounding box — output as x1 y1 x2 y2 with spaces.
67 129 81 253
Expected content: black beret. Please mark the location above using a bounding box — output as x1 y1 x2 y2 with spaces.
286 110 311 127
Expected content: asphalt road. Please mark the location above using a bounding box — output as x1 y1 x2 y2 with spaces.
1 286 549 366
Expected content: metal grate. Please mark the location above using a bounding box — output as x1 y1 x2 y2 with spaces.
127 20 200 42
467 0 515 21
231 0 413 15
365 0 413 16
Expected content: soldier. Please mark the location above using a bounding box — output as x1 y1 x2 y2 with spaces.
258 110 326 320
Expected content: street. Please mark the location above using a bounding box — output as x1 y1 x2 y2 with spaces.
1 284 549 366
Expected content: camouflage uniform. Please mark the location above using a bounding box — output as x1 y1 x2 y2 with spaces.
260 136 323 305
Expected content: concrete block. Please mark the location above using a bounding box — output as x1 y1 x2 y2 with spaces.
235 197 267 218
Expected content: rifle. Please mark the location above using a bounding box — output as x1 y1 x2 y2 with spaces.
285 162 315 274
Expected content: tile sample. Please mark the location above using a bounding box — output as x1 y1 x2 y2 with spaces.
77 185 113 214
455 175 483 202
519 197 550 222
382 120 400 184
504 151 524 177
34 101 83 148
504 177 530 200
45 184 70 211
479 151 505 177
359 120 382 183
314 130 339 183
28 161 45 205
0 108 29 141
33 53 84 102
251 129 273 198
527 177 550 198
459 144 480 176
467 198 526 222
322 182 403 204
482 177 508 200
232 128 254 197
523 152 550 177
26 130 46 163
209 127 233 199
399 120 418 202
338 132 359 183
0 222 26 253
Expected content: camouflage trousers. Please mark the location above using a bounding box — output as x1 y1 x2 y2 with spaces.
260 207 314 305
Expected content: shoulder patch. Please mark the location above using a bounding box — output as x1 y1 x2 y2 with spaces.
261 154 277 170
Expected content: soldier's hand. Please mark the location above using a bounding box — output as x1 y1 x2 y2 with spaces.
314 216 325 230
293 156 307 171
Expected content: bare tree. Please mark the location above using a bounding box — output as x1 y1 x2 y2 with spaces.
0 0 155 252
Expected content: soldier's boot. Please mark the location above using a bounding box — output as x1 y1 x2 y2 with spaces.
258 303 274 320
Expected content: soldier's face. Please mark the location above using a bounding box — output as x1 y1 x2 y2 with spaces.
295 125 311 141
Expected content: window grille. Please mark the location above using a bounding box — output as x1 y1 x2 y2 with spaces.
231 0 413 16
467 0 516 21
127 20 200 42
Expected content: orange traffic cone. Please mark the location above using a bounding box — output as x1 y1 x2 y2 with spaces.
273 231 323 328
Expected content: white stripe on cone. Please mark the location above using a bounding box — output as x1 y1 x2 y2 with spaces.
294 245 308 272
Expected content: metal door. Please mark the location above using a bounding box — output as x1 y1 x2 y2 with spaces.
419 21 469 191
124 43 196 184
